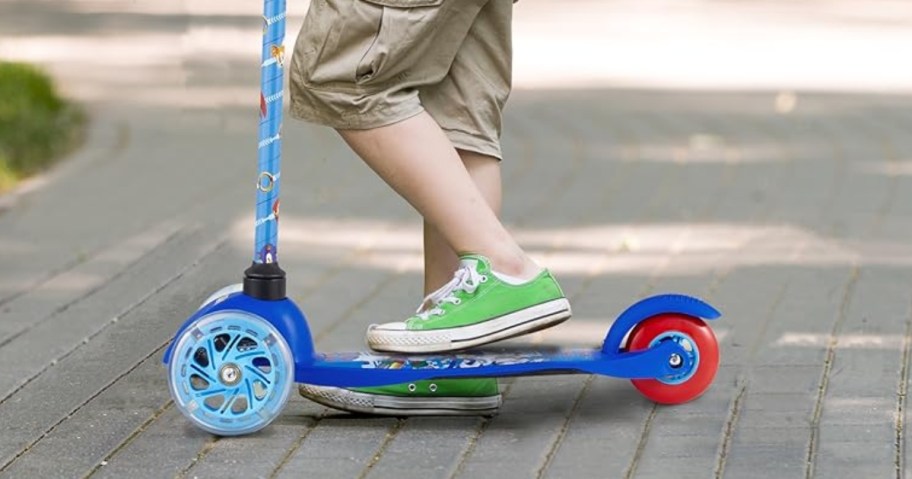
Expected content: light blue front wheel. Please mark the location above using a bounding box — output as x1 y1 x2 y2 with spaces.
168 311 294 436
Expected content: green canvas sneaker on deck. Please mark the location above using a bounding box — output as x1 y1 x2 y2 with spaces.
367 254 572 353
299 378 501 416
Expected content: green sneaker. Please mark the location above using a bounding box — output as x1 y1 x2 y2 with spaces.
299 378 501 416
367 254 572 353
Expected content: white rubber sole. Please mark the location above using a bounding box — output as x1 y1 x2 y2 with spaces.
367 298 572 353
298 384 502 416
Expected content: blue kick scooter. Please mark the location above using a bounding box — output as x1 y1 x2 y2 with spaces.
163 0 722 436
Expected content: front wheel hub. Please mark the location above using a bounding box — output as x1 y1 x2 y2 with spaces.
219 363 242 386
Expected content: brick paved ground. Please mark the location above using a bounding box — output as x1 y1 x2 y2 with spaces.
1 1 911 477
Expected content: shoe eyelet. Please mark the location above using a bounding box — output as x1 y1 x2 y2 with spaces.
429 383 438 393
453 298 461 305
408 383 417 392
480 275 488 283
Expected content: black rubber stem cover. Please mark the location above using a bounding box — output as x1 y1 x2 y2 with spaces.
243 262 287 300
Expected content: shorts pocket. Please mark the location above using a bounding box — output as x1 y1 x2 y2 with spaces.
294 0 387 86
354 0 446 85
359 0 443 7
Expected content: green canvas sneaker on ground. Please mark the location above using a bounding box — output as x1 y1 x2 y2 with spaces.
367 254 572 353
299 378 501 416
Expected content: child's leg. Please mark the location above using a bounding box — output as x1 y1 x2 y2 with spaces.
338 113 538 280
423 150 502 294
295 0 511 412
293 0 568 354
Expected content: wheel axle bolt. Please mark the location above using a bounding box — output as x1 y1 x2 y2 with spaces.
219 364 242 386
669 354 683 368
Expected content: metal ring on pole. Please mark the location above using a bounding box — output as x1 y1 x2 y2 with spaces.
257 171 276 193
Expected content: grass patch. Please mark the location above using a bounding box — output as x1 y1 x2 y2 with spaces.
0 61 85 192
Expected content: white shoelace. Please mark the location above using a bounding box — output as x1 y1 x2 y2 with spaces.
414 263 488 320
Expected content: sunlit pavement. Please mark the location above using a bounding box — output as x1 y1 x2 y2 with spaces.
1 1 911 477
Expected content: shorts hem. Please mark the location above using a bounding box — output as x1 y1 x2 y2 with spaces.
443 128 503 161
289 92 426 131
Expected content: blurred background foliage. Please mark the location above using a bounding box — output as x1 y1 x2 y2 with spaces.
0 61 85 191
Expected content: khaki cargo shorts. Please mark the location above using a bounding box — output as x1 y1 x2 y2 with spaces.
289 0 513 160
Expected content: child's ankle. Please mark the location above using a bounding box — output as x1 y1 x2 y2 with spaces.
487 254 541 282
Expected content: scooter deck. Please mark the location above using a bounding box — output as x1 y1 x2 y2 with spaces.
296 340 691 387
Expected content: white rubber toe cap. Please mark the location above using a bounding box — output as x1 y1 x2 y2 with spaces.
369 321 408 332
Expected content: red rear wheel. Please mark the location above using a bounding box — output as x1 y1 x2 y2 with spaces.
627 313 719 405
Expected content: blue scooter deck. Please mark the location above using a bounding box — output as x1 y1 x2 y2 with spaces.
297 341 691 387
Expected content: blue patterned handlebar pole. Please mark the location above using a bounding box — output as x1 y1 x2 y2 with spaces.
254 0 286 265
